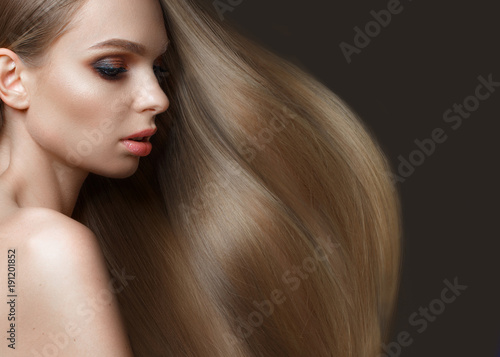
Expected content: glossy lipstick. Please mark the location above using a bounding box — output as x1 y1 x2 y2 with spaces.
120 128 157 157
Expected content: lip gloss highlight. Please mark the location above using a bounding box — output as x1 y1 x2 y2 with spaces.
120 139 152 156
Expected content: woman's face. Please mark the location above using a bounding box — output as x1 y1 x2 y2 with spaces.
23 0 170 178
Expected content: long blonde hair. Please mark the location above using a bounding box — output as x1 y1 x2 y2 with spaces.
1 0 402 355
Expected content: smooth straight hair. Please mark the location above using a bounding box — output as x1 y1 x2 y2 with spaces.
0 0 403 355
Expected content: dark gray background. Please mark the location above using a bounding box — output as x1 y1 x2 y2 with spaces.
216 0 499 356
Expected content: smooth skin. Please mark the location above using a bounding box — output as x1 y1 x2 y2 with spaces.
0 0 170 355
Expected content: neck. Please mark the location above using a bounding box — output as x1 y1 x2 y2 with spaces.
0 120 88 217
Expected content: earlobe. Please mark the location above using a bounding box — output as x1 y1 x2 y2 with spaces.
0 49 30 111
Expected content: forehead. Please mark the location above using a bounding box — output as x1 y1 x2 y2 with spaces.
56 0 168 55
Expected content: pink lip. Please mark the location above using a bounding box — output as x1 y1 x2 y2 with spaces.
122 128 157 141
121 140 152 157
120 128 157 157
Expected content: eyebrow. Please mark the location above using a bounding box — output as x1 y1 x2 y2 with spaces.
88 38 170 56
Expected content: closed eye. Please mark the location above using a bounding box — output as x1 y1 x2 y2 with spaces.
93 59 169 82
95 66 128 80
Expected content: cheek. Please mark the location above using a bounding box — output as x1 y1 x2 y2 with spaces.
28 68 128 159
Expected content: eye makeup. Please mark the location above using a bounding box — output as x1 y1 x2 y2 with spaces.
93 58 128 80
92 56 169 83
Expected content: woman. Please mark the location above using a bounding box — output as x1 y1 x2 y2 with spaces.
0 0 402 356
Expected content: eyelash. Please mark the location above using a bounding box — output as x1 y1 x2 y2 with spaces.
153 64 170 82
95 64 170 82
95 66 127 80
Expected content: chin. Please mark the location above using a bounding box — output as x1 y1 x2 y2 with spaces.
93 159 140 179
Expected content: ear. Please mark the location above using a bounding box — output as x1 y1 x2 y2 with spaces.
0 49 30 111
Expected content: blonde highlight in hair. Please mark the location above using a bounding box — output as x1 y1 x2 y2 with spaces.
2 0 402 355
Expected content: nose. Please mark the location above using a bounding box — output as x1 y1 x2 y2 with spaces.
133 74 170 115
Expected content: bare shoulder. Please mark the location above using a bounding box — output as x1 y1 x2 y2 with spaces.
0 208 134 356
4 206 91 234
18 209 113 295
0 207 93 246
0 207 100 275
20 207 99 255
